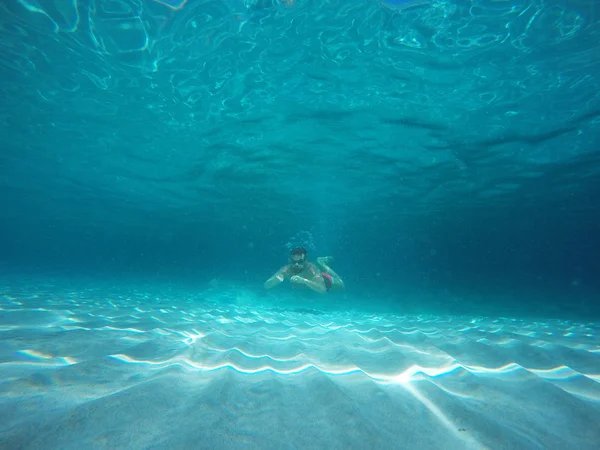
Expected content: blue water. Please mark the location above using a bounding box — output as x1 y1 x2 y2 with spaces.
1 2 600 448
1 0 599 314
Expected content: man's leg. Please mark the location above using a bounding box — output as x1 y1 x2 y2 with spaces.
316 257 345 289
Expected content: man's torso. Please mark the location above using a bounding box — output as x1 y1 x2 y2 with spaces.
286 262 323 282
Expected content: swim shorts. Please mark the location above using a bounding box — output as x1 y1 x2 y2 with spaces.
321 272 333 291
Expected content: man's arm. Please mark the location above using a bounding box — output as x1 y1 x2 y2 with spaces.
264 265 290 289
292 276 327 293
290 264 327 293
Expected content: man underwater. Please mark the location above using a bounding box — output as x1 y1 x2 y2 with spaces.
264 248 345 293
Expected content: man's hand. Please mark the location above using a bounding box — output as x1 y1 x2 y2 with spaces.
290 275 305 286
291 275 326 294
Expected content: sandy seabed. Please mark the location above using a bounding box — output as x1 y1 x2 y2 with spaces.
1 283 599 450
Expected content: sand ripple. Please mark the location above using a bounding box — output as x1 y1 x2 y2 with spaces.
1 288 599 449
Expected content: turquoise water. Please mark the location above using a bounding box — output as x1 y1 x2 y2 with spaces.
1 0 599 318
1 2 600 448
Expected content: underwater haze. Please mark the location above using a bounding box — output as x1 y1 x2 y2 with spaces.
1 0 599 317
1 1 600 449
